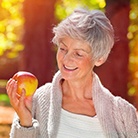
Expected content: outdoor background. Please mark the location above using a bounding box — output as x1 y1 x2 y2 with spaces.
0 0 138 137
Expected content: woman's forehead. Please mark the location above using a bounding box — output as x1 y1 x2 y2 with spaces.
59 37 91 52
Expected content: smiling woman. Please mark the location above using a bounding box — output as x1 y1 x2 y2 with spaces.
6 7 138 138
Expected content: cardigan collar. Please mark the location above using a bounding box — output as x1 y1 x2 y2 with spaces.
92 73 118 138
47 71 63 138
48 71 118 138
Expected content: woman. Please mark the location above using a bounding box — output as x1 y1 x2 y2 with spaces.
6 8 138 138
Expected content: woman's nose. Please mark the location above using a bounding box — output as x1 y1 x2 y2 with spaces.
63 52 73 62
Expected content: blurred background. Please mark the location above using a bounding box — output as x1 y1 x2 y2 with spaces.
0 0 138 137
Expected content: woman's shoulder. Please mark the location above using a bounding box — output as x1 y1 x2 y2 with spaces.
32 83 52 118
113 96 138 134
114 96 135 108
113 96 137 115
33 82 52 100
33 71 62 101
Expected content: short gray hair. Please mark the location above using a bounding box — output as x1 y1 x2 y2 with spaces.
52 8 114 61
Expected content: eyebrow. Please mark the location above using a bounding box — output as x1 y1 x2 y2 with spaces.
60 41 67 47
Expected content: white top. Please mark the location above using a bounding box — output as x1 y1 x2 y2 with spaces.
57 109 105 138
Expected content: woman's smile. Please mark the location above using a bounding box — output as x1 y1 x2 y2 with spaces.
63 65 78 71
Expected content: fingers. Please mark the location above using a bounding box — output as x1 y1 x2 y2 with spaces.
6 78 19 106
6 79 33 110
6 78 33 124
19 89 33 113
25 96 33 113
18 89 26 109
6 78 15 94
6 78 17 95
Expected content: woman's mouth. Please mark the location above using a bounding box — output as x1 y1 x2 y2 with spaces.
63 65 78 71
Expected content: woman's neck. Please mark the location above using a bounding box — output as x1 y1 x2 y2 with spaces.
61 75 93 100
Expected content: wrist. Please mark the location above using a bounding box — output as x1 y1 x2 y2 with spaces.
20 119 33 127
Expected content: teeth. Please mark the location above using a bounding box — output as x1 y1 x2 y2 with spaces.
64 65 76 70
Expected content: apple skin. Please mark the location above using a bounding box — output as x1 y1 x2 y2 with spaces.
12 71 38 96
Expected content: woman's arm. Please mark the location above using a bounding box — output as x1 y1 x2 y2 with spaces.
118 97 138 137
10 113 40 138
8 83 51 138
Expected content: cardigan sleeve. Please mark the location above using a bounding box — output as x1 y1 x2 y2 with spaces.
10 114 40 138
9 83 51 138
117 97 138 138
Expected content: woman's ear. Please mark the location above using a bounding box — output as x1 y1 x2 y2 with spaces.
94 57 106 67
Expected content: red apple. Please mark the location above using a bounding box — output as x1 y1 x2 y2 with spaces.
12 71 38 96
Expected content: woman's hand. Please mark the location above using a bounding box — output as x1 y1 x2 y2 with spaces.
6 78 33 127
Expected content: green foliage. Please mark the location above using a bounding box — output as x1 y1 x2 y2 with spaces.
55 0 106 21
0 80 10 106
0 0 24 59
0 94 10 106
128 0 138 96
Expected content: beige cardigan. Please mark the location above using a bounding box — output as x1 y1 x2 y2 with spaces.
10 71 138 138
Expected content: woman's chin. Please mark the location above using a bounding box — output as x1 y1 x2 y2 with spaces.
61 72 77 81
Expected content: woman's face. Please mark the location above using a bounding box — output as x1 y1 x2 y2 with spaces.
56 37 94 81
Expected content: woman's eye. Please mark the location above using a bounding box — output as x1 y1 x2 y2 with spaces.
59 47 67 52
60 48 64 51
76 52 83 57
